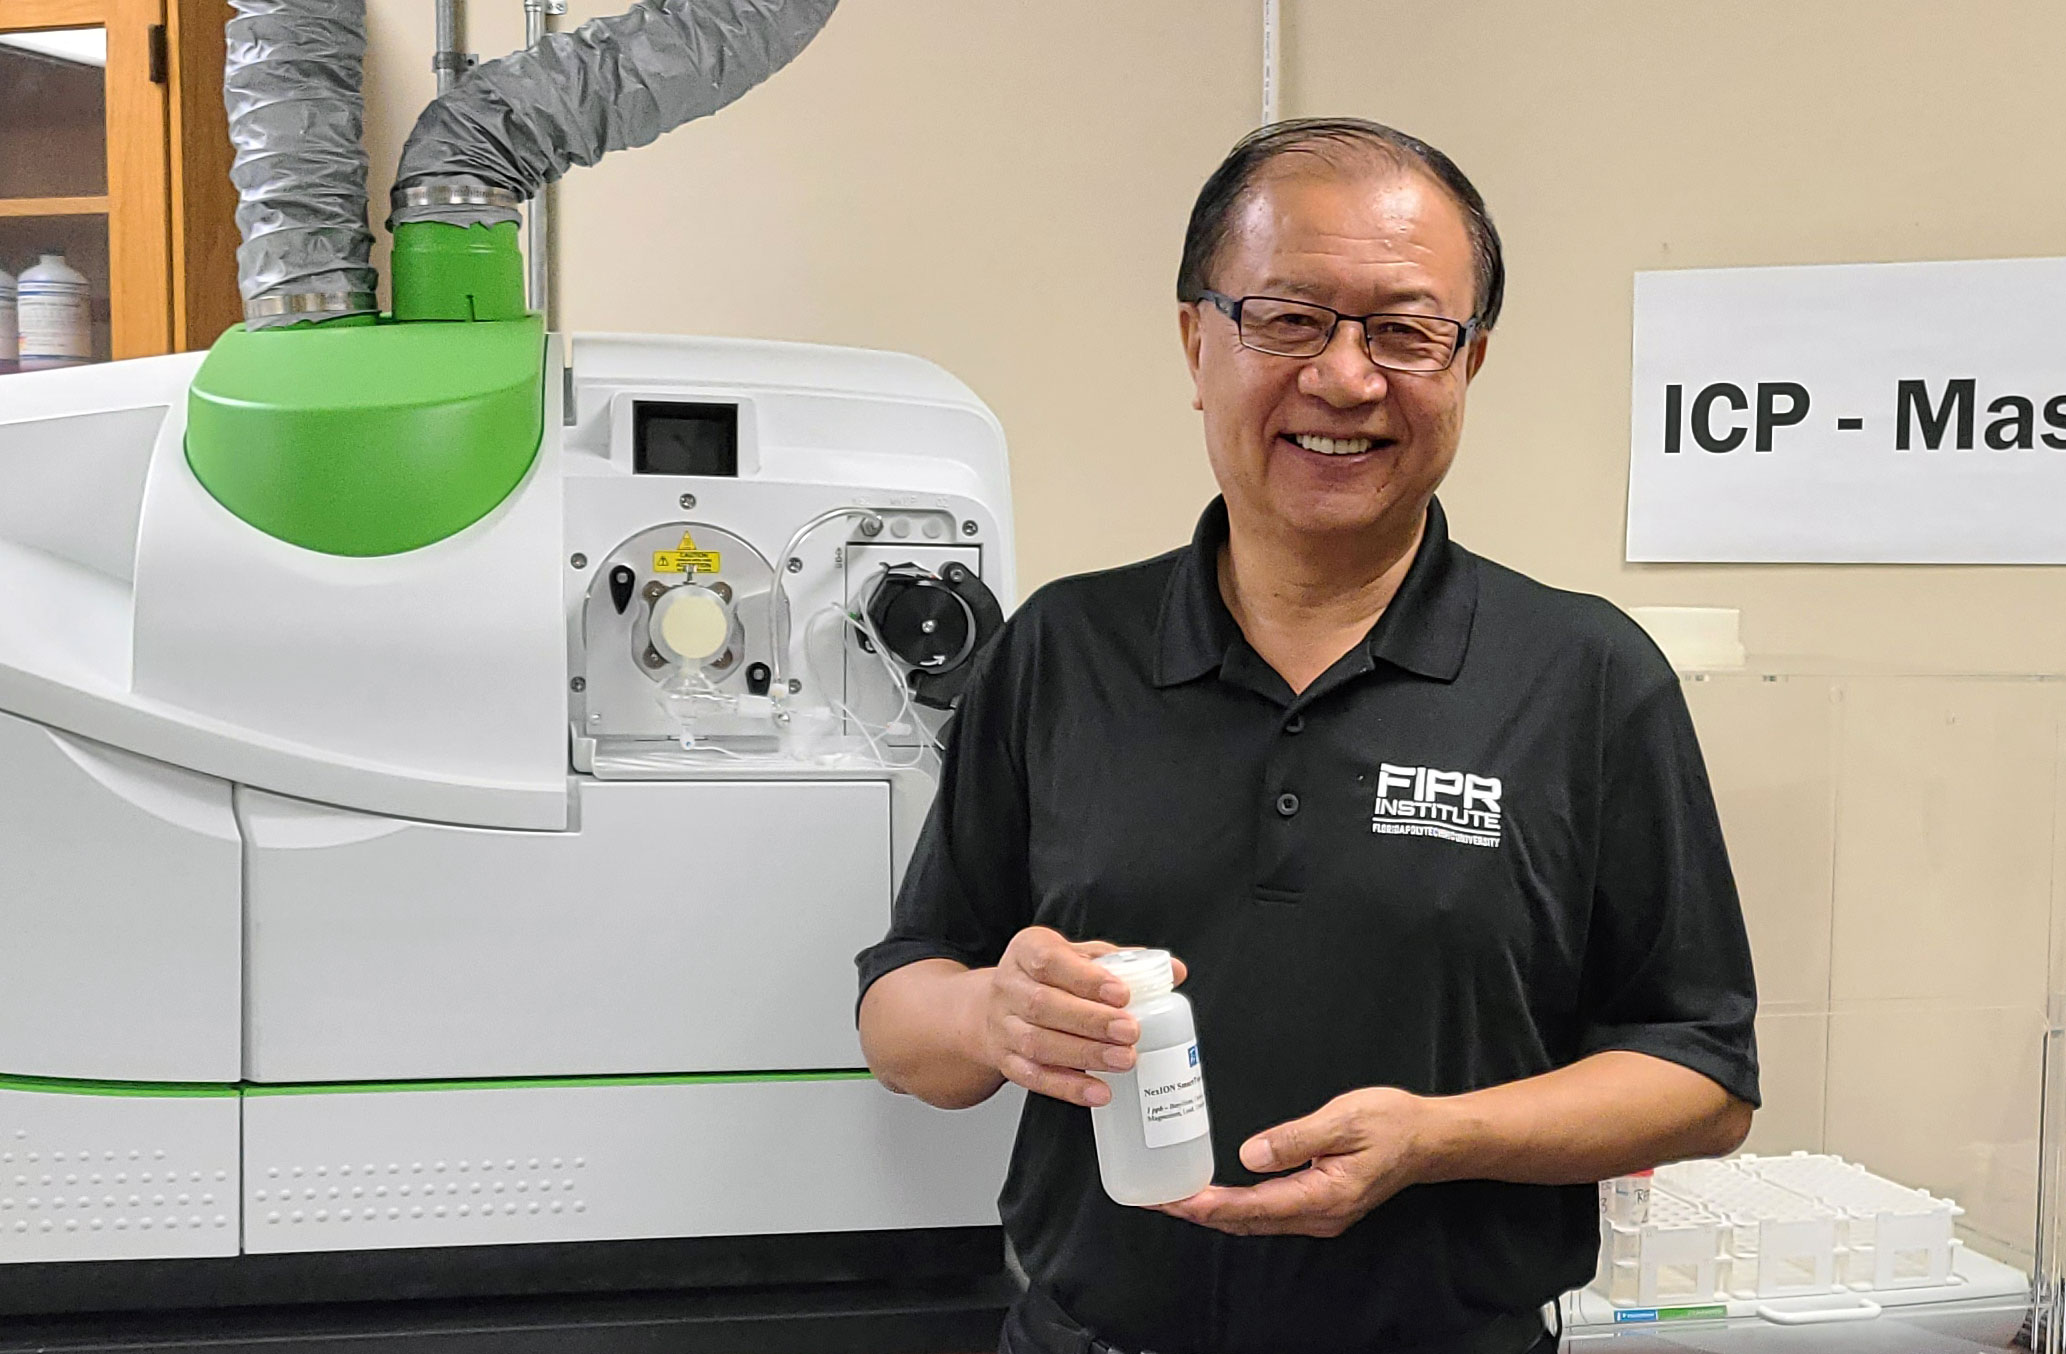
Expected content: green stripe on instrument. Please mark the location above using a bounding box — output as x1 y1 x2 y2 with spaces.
0 1074 238 1098
1 1071 873 1098
243 1070 876 1096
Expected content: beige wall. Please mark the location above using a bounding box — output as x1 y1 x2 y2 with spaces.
1300 0 2066 674
359 0 2066 1264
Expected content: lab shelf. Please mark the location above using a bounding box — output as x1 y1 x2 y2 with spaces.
1567 1242 2028 1345
0 196 110 217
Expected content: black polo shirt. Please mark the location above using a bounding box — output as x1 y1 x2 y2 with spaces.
857 497 1759 1354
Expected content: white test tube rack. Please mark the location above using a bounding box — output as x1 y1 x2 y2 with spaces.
1736 1152 1964 1291
1597 1187 1730 1307
1657 1158 1841 1298
1593 1153 1967 1308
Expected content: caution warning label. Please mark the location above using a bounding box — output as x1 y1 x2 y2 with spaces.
652 531 722 575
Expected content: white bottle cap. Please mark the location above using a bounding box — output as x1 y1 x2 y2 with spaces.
1095 949 1175 1006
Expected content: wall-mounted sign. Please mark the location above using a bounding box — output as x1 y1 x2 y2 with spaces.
1626 257 2066 563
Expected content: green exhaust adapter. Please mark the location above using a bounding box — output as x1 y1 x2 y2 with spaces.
390 220 527 323
185 222 540 558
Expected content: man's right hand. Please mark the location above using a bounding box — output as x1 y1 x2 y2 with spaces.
969 927 1187 1108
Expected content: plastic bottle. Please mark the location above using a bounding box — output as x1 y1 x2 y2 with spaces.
18 252 91 370
1600 1168 1654 1226
0 263 17 375
1089 949 1214 1206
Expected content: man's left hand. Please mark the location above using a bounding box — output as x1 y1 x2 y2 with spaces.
1155 1087 1433 1237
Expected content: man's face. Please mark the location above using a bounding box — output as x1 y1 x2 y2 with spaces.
1180 161 1490 544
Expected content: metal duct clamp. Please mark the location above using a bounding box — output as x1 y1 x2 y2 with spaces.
243 291 380 324
430 49 477 82
398 184 524 212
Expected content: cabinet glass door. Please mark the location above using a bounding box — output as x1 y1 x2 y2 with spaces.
0 27 112 368
1 0 175 371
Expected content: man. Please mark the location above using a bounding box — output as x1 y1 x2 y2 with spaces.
856 118 1758 1354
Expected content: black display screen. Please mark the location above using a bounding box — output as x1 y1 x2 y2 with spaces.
634 401 739 477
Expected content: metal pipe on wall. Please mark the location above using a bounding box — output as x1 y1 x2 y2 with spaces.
522 0 565 325
1261 0 1280 125
433 0 471 93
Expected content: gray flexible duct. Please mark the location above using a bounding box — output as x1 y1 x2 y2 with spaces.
224 0 379 328
390 0 839 230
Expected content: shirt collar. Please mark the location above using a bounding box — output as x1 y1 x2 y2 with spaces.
1152 495 1478 689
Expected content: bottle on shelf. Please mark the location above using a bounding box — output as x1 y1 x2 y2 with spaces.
18 252 92 370
0 262 18 375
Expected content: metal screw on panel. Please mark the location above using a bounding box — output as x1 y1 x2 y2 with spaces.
569 677 586 693
787 679 802 694
961 520 978 537
643 581 668 603
679 494 697 510
569 553 588 569
860 518 882 538
710 581 733 602
786 558 803 574
921 619 938 634
945 564 968 583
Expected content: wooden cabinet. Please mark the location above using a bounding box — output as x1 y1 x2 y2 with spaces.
0 0 239 366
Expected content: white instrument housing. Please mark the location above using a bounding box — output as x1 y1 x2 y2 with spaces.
0 333 1022 1267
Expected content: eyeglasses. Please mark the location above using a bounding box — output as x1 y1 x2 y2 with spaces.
1196 289 1478 373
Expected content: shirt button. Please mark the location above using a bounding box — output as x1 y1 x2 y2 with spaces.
1284 714 1305 735
1275 792 1300 818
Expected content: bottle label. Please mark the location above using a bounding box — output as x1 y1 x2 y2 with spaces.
1135 1041 1208 1149
19 283 91 361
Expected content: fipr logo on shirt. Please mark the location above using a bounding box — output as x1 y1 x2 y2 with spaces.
1373 762 1503 849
